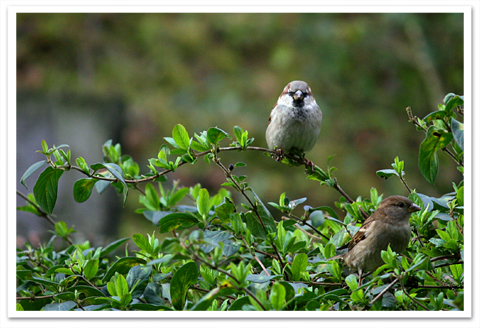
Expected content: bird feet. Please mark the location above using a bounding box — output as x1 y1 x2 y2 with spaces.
273 148 285 161
303 157 315 173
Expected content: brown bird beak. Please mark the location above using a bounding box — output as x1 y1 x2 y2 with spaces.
293 90 304 101
408 203 421 213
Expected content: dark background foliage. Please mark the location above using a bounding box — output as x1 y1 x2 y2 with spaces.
16 12 464 245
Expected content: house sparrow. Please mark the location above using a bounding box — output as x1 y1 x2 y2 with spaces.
331 195 421 284
266 81 322 160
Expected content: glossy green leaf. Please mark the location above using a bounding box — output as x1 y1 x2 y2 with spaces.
451 118 464 151
376 169 399 180
207 127 231 145
100 237 130 257
156 212 199 233
73 178 97 203
291 253 308 281
170 262 199 310
197 188 211 218
42 301 77 311
103 257 146 282
20 160 47 189
33 167 64 214
143 282 164 306
270 282 286 311
172 124 190 150
246 274 282 283
419 126 454 184
444 94 463 115
83 259 99 280
245 212 267 240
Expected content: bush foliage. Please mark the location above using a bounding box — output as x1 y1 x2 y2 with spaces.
16 93 464 311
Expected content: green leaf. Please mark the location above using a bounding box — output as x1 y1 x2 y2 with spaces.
190 287 220 311
83 259 99 280
92 162 129 205
444 94 463 115
42 301 77 311
172 124 190 150
419 126 454 184
170 262 199 310
110 272 129 298
126 265 152 298
103 257 146 282
246 274 282 283
143 282 164 306
214 198 236 222
423 110 447 123
144 183 160 210
156 212 199 233
376 169 399 180
245 212 267 240
270 282 286 311
99 237 129 257
142 211 174 225
291 253 308 281
345 274 359 291
41 139 49 153
451 118 464 151
207 127 231 145
73 178 97 203
306 206 339 220
33 167 64 214
76 156 90 174
20 160 47 189
233 126 243 142
197 188 211 218
132 233 150 253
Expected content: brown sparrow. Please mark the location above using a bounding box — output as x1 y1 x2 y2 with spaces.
266 81 322 159
331 196 421 284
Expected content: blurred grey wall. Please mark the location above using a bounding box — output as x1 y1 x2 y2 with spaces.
17 90 126 247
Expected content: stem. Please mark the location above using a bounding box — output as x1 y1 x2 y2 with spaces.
400 279 430 310
370 277 399 305
332 179 369 219
399 176 412 193
240 236 270 276
281 215 329 241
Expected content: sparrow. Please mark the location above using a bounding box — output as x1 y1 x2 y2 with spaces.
266 81 322 162
330 195 421 284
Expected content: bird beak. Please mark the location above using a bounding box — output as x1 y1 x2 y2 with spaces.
408 203 421 213
293 90 304 101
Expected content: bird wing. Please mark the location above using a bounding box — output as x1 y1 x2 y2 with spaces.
347 216 377 250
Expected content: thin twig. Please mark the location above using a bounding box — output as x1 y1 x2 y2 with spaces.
283 215 330 240
370 277 399 305
16 191 74 245
400 280 430 310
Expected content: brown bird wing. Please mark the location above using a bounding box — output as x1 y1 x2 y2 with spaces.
347 216 377 250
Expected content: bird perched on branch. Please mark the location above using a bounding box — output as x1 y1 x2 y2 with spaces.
329 195 421 284
266 80 322 162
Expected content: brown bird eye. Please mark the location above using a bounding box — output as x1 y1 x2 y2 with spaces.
397 202 405 208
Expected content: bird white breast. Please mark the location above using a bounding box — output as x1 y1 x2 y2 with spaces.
266 102 322 153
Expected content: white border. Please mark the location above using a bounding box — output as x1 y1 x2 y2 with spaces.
2 1 478 327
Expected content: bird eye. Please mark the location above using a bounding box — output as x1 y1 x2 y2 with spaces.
397 202 405 208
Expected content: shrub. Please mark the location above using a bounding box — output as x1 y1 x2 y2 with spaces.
16 93 464 311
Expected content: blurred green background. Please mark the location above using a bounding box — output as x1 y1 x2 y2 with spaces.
16 13 464 245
